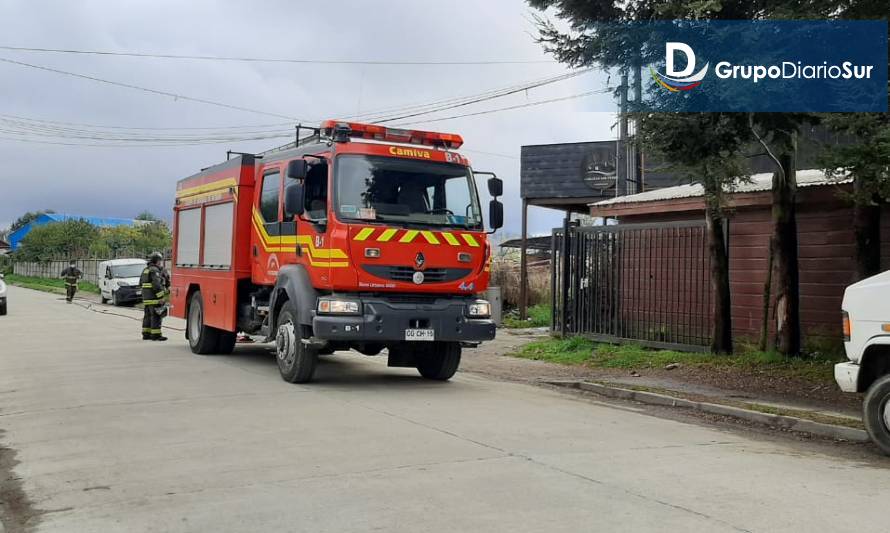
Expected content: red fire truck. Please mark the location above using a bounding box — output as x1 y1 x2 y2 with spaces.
170 120 503 383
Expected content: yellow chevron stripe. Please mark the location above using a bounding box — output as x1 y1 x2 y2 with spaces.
420 231 440 245
251 209 348 264
354 228 375 241
462 234 480 247
400 230 420 243
377 228 398 242
441 232 460 246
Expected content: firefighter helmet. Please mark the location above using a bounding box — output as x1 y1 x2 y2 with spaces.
148 252 164 265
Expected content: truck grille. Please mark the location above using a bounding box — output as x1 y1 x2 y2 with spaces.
362 265 472 284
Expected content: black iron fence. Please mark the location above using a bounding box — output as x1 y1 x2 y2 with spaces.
552 221 713 351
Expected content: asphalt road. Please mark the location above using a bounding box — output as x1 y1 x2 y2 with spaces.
1 285 889 533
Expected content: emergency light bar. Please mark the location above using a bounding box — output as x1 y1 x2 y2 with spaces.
320 120 464 149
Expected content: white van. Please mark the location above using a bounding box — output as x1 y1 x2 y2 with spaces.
98 259 147 306
835 270 890 454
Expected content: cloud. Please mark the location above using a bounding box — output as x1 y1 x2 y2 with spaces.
0 0 616 237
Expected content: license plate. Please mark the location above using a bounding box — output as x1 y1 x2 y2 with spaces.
405 329 435 342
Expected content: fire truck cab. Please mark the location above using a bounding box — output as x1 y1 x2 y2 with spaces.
170 121 503 383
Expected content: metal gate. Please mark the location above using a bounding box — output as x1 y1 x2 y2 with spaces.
551 221 713 351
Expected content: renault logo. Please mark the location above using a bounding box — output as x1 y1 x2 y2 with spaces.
415 252 426 270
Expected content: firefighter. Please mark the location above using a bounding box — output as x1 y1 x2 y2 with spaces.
140 252 168 341
60 260 82 303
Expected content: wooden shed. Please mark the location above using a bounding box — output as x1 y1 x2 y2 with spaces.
589 170 889 347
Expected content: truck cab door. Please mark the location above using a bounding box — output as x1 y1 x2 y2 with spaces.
253 167 283 283
290 160 333 282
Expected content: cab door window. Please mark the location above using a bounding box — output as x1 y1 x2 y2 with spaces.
260 170 282 222
301 162 329 221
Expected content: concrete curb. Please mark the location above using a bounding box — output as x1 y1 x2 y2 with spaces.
544 380 869 443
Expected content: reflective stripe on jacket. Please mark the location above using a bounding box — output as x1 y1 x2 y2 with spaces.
140 264 166 306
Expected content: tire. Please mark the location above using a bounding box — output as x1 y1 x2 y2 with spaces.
275 302 317 383
0 301 6 316
100 292 108 304
863 374 890 455
112 290 121 307
416 342 461 381
187 291 220 355
216 330 237 355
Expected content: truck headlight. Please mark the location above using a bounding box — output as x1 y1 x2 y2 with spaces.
317 299 361 315
467 300 491 318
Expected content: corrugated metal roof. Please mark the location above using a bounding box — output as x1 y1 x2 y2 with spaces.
590 169 851 207
7 213 142 250
42 213 141 226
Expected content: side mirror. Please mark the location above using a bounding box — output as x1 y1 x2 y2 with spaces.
286 159 309 180
487 177 503 198
489 199 504 231
284 183 305 218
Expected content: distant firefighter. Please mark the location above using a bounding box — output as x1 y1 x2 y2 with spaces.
60 260 83 303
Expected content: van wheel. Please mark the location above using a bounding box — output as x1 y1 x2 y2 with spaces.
187 291 220 355
276 302 317 383
416 342 461 381
0 301 6 316
863 375 890 455
112 290 122 307
100 292 108 304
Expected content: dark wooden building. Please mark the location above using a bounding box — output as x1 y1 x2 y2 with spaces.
589 170 887 347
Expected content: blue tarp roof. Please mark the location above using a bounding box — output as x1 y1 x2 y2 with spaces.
8 213 140 250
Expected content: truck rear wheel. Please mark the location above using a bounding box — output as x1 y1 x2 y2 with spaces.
276 302 317 383
216 331 237 355
863 374 890 455
416 342 461 381
187 291 221 355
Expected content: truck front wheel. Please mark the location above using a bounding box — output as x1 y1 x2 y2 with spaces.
187 291 220 355
275 302 317 383
416 342 461 381
864 374 890 455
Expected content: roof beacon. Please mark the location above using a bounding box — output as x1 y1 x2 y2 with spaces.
320 120 464 149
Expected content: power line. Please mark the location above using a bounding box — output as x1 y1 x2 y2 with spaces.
0 112 294 131
0 56 312 122
0 45 556 66
360 70 593 124
393 89 608 127
345 69 592 122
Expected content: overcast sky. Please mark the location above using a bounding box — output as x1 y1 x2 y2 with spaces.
0 0 617 238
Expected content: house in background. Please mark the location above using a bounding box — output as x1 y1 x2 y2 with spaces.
7 214 142 251
0 238 10 255
587 170 886 347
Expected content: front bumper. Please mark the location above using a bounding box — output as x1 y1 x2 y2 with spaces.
114 286 142 303
313 296 496 343
835 362 860 393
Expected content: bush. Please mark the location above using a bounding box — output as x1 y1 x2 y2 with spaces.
489 257 551 308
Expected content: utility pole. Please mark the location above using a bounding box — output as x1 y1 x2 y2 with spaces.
633 64 644 193
616 71 629 198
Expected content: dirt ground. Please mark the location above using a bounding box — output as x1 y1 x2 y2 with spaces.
463 329 863 418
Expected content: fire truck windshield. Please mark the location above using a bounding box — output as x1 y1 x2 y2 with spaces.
335 154 483 229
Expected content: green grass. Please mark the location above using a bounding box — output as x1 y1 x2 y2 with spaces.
515 337 844 385
5 274 101 295
502 304 552 328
